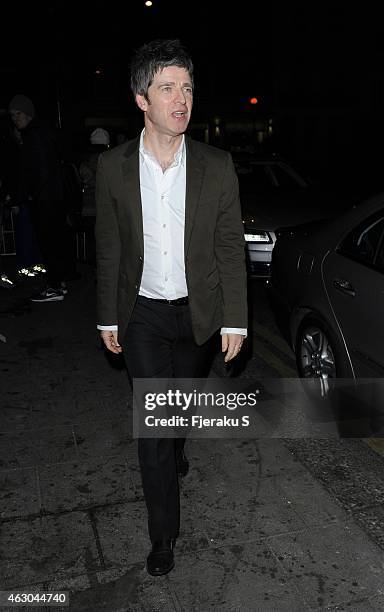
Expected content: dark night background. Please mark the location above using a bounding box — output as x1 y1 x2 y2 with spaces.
1 1 383 196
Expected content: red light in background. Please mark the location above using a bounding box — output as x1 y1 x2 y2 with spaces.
249 97 258 105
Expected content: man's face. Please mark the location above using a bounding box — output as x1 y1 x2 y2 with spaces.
136 66 193 137
10 110 32 130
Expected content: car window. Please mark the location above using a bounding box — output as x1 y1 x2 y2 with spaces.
338 210 384 267
234 160 305 194
235 162 276 192
271 164 307 189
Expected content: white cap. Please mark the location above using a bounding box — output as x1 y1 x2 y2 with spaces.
90 128 110 146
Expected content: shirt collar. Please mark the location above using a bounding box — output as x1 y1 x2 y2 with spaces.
139 128 185 168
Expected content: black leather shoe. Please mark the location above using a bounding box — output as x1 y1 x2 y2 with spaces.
146 539 175 576
176 450 189 477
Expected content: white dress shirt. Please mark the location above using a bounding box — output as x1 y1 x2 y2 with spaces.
139 132 188 300
98 130 246 337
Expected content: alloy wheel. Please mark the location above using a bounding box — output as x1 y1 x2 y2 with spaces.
299 325 337 397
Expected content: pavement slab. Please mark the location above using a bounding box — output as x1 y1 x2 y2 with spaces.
352 505 384 550
252 437 307 478
0 425 77 469
0 511 100 588
73 418 133 460
325 599 376 611
0 466 39 519
29 396 102 429
94 501 155 568
266 522 384 609
168 542 308 611
185 475 306 545
368 593 384 611
284 439 384 512
272 469 347 528
68 565 172 612
0 400 31 431
39 454 139 513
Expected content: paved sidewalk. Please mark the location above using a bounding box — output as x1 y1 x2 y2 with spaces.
1 258 384 611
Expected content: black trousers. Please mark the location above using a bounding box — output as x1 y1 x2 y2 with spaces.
15 203 43 268
123 296 214 542
31 199 70 288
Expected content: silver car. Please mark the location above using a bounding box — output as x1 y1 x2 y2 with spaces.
234 155 314 279
270 193 384 383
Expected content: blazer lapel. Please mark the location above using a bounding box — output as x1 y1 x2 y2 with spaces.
184 138 205 256
121 137 144 254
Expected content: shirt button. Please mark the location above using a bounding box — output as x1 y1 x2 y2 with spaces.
165 277 168 282
163 251 167 255
163 224 166 228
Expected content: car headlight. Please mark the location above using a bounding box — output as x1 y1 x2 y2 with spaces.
244 232 272 243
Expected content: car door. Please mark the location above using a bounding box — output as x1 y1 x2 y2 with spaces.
321 210 384 376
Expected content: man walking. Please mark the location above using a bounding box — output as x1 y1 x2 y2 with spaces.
96 39 247 575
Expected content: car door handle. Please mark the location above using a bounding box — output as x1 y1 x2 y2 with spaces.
333 278 356 297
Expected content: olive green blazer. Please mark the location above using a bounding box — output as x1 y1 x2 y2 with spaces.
95 135 247 345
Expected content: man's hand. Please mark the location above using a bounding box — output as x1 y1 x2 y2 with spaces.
100 330 122 354
222 333 245 363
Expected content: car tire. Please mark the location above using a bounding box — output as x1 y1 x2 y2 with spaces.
294 317 356 433
295 316 351 383
295 316 353 416
295 317 375 435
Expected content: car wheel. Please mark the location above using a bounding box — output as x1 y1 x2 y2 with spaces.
295 317 377 436
295 317 350 398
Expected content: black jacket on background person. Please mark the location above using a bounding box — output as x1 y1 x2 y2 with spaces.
16 118 63 204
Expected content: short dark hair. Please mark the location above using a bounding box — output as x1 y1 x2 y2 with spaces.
130 39 194 99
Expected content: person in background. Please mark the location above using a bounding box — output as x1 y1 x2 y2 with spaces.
79 128 110 263
9 94 68 301
8 125 45 278
95 39 247 576
0 176 15 288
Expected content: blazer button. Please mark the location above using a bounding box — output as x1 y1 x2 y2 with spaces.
139 256 143 261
